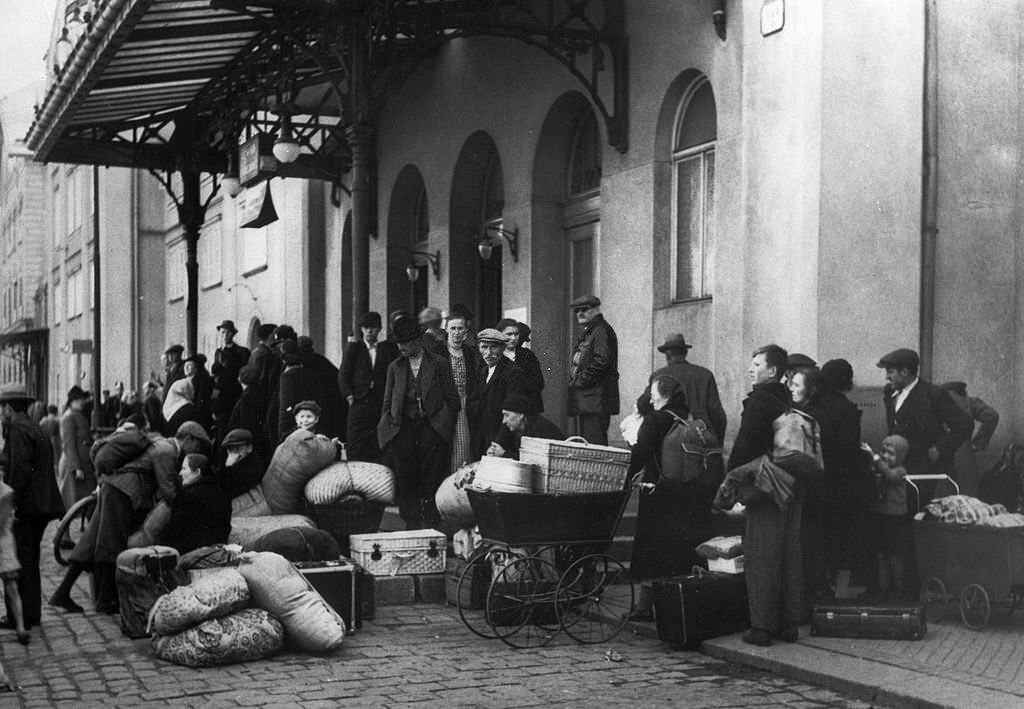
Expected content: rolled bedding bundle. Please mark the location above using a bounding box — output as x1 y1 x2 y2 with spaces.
304 462 395 505
434 462 478 528
152 608 284 668
246 526 341 562
228 514 316 548
262 428 339 514
147 568 249 637
237 551 346 653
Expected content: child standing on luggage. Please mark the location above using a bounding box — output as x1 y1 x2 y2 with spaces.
861 435 911 601
0 459 29 645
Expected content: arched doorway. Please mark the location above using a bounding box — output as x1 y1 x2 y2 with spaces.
450 132 505 329
531 93 603 427
386 165 430 317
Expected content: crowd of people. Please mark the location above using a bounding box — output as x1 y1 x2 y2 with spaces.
0 292 1004 652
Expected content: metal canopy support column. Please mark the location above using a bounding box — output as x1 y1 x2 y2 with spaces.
179 169 203 355
348 123 374 325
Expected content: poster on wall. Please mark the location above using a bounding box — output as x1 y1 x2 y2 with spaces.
502 307 529 345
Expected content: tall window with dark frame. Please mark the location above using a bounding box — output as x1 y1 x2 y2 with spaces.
411 183 429 313
478 153 504 328
568 110 602 198
672 79 716 301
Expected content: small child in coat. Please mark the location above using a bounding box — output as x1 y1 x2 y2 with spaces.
0 461 29 645
861 435 911 600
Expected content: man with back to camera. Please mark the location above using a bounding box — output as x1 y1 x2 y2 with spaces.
567 295 619 445
728 344 802 647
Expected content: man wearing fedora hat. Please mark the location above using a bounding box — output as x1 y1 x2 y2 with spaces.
212 319 251 442
0 386 63 630
378 316 460 529
568 294 619 445
638 333 727 442
340 312 399 462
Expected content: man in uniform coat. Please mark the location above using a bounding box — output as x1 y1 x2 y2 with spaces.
568 295 619 445
637 333 727 442
339 312 399 462
0 387 64 629
878 348 972 478
378 316 459 529
467 328 524 458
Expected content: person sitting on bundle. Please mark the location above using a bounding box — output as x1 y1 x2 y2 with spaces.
485 394 564 460
160 453 231 555
219 428 266 499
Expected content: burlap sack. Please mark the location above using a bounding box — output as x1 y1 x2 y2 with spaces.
262 429 338 514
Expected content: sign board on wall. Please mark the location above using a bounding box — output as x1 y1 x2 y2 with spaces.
761 0 785 37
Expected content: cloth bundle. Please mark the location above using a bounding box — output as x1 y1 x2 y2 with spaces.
924 495 1024 527
148 568 249 636
262 429 339 514
304 462 396 505
715 450 822 511
231 486 273 517
246 527 341 562
435 464 478 527
228 514 316 548
696 536 744 560
151 609 284 668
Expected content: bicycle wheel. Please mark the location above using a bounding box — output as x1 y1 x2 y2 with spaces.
556 553 633 644
53 494 96 566
486 555 562 649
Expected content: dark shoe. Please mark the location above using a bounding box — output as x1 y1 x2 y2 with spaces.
741 628 773 647
774 625 798 643
49 592 85 613
95 600 119 615
627 609 654 622
16 631 30 646
0 618 31 631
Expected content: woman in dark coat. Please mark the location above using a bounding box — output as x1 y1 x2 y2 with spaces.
627 375 714 620
228 365 271 462
160 453 231 555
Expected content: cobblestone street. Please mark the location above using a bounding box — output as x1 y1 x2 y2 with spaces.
0 525 872 708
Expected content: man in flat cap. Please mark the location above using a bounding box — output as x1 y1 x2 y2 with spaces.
568 295 619 445
0 387 63 630
638 333 727 442
162 344 186 402
467 329 524 458
219 428 266 499
378 316 460 529
340 312 399 462
212 319 251 443
877 348 972 478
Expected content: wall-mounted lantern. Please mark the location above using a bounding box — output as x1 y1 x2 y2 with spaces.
406 250 441 282
477 224 519 262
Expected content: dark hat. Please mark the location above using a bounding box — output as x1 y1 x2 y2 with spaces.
216 319 237 333
117 413 147 429
449 303 474 320
221 428 254 448
66 385 90 403
787 353 817 370
238 365 259 387
477 328 507 345
821 359 854 392
0 385 34 407
940 381 968 397
518 321 532 343
501 393 531 414
297 336 314 354
257 323 278 340
184 353 208 366
657 333 692 353
291 400 322 417
569 294 601 311
391 316 421 343
358 311 382 328
274 324 297 343
175 421 212 445
279 339 302 366
164 344 184 355
876 348 919 370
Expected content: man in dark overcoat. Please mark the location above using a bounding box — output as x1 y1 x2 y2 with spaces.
878 348 972 478
0 387 64 629
467 328 524 458
567 295 619 445
339 312 399 462
247 323 279 393
212 319 251 442
378 316 459 529
162 344 185 402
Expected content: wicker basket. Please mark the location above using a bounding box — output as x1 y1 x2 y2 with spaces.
309 494 386 551
520 436 631 494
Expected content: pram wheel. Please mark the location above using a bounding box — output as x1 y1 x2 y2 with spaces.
486 555 561 649
959 583 991 630
556 553 633 644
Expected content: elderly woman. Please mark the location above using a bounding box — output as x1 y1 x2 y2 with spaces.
161 379 196 438
159 453 231 555
627 375 714 620
496 318 545 414
444 314 477 473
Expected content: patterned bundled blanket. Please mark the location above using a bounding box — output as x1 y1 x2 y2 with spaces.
924 495 1024 528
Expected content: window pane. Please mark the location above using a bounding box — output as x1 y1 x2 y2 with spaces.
676 82 717 151
703 150 715 294
674 155 703 299
569 111 602 196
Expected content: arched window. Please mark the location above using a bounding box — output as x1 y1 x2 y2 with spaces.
568 110 602 197
672 78 716 301
411 183 429 312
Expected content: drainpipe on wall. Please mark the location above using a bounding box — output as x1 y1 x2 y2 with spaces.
91 164 102 429
920 0 938 380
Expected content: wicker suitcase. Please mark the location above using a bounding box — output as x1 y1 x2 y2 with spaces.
520 436 630 494
349 529 447 576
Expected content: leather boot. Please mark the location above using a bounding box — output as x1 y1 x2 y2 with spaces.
49 562 86 613
93 563 119 614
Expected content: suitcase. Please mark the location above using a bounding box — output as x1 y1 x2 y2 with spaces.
652 570 749 648
811 602 926 640
349 529 447 576
445 556 491 610
294 558 373 634
115 546 180 639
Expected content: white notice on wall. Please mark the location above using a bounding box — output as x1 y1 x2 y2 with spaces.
761 0 784 37
503 307 528 325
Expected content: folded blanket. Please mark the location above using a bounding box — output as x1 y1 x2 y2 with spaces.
696 535 744 559
924 495 1008 525
979 513 1024 528
716 455 797 511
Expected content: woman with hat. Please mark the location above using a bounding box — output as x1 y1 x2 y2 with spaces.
58 386 95 511
228 365 271 462
184 354 215 435
496 318 545 415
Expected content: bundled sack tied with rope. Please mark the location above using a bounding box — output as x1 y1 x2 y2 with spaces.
262 429 340 514
228 514 316 548
434 463 478 527
231 485 273 517
152 608 284 668
126 500 172 548
304 461 395 505
246 526 341 562
237 551 346 653
147 568 249 636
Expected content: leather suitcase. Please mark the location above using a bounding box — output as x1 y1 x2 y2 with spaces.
115 546 180 639
811 602 926 640
653 571 749 648
295 558 373 634
445 556 490 610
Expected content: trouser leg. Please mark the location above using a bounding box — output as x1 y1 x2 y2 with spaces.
578 414 610 445
347 399 381 462
387 419 425 528
9 515 47 624
744 500 786 633
782 494 804 626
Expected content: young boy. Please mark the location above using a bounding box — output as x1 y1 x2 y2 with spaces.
292 400 321 433
861 435 911 600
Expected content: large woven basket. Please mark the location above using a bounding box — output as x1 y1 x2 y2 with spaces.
520 436 631 494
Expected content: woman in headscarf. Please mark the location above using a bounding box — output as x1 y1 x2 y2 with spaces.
161 379 197 438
